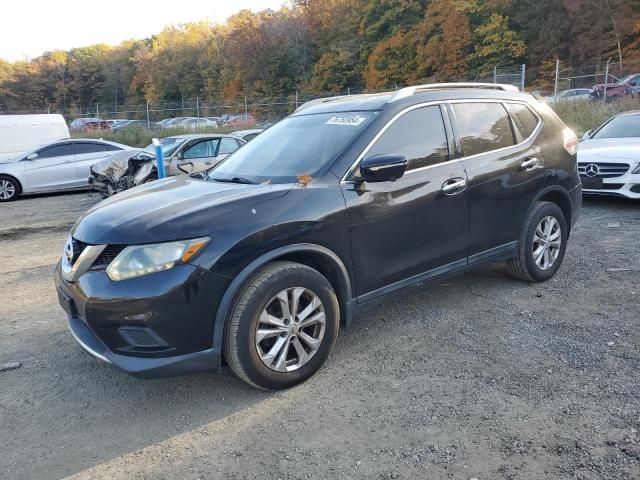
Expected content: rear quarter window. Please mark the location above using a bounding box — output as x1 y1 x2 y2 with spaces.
508 103 540 139
451 102 515 157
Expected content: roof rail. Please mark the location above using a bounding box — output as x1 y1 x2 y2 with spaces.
294 95 349 113
387 82 520 103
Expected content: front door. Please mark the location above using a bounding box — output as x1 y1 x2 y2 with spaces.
23 142 77 191
340 104 469 301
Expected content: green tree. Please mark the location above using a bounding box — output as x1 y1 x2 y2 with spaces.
470 14 526 73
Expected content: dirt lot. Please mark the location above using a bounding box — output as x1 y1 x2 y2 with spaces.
1 192 639 480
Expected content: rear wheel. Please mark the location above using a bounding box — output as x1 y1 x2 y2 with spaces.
0 176 20 202
224 261 340 390
508 201 567 282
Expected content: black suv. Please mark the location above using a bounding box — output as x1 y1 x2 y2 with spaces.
56 83 581 390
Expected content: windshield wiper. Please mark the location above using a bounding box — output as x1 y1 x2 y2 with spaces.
211 176 256 185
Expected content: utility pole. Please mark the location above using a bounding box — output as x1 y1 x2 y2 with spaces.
554 58 560 101
604 57 612 101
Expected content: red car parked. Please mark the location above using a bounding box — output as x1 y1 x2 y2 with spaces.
69 118 111 133
590 73 640 101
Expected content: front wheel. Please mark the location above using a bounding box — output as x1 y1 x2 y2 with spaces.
508 201 568 283
224 261 340 390
0 176 20 202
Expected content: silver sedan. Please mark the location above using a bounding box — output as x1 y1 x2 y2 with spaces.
0 139 133 201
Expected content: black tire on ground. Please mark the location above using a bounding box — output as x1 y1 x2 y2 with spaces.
0 175 20 202
508 201 568 283
223 261 340 390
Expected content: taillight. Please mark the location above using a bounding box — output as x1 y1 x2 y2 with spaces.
563 128 578 155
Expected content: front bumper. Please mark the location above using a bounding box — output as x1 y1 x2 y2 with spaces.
580 174 640 199
55 262 230 378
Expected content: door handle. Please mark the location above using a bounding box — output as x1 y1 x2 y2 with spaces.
441 178 466 195
521 157 539 170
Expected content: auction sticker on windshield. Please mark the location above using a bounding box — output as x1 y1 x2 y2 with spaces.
326 114 368 126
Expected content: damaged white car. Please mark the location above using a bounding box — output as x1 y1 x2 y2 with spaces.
88 134 246 197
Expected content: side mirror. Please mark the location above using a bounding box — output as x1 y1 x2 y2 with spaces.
360 154 407 182
582 130 591 141
26 153 38 160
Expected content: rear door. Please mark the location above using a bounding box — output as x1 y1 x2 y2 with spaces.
449 100 544 262
23 142 77 191
341 104 469 301
73 141 123 186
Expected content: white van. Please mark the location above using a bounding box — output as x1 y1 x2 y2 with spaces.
0 114 70 162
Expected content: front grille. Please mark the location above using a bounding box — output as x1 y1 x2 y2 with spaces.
92 245 126 268
583 183 624 190
578 162 630 178
72 237 124 270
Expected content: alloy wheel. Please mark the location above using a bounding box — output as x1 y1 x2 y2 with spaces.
0 180 16 200
532 215 561 271
255 287 326 372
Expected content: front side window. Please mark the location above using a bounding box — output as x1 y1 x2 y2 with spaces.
210 111 377 184
363 105 449 172
37 143 73 159
219 137 240 155
452 102 516 157
183 140 216 159
592 114 640 139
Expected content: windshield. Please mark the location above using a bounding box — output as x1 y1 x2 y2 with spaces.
208 111 378 184
592 114 640 139
138 137 185 158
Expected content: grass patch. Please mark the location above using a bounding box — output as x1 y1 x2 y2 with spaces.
551 97 640 135
73 126 237 148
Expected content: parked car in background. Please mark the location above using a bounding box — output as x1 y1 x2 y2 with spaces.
578 111 640 199
224 114 255 127
175 117 218 130
0 139 132 201
88 134 245 196
544 88 592 104
230 128 263 142
590 74 640 102
69 118 111 132
0 114 69 162
111 120 160 132
160 117 190 129
56 83 581 390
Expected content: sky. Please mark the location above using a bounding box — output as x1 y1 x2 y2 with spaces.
0 0 285 62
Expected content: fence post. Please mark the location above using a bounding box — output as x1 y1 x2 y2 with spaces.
295 90 299 109
96 102 99 119
196 97 200 118
604 57 611 101
493 66 497 84
146 101 151 128
520 64 526 91
244 96 248 117
554 58 560 101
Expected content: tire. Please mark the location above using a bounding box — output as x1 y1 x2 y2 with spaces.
0 175 20 202
508 201 568 283
224 261 340 390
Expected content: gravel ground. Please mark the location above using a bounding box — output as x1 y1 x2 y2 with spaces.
0 192 639 480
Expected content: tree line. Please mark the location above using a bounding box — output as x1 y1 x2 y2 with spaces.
1 0 639 114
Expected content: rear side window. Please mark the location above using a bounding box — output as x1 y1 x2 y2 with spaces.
37 143 73 159
366 105 449 171
508 103 539 139
75 142 121 154
451 103 515 157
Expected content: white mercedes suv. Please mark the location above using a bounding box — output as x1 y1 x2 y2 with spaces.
578 111 640 199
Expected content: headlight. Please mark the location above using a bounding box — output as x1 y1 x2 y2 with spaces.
632 163 640 174
106 237 209 281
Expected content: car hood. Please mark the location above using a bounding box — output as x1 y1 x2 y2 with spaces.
72 175 294 244
579 138 640 162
